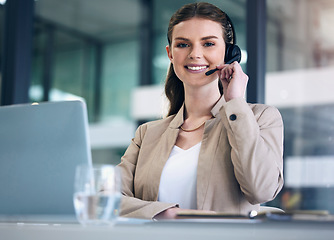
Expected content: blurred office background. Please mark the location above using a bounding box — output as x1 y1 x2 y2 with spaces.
0 0 334 213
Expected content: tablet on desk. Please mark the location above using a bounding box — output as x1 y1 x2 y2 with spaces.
176 210 250 219
0 101 92 217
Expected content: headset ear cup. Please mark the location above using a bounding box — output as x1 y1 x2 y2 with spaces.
224 43 242 63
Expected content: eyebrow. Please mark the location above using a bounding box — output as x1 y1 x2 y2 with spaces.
174 36 219 41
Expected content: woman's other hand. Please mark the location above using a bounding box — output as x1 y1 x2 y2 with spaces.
154 207 216 220
154 207 180 220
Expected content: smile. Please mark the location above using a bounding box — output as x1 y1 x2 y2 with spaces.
186 65 208 71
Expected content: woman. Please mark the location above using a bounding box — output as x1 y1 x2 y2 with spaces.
117 2 284 220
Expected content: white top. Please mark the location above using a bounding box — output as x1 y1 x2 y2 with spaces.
158 142 201 209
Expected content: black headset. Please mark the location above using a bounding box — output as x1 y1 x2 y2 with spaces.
224 13 242 64
204 12 242 76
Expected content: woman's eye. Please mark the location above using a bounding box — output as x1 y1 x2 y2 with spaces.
176 43 189 48
204 42 215 47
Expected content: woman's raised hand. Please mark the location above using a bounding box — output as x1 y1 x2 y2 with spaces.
216 61 249 102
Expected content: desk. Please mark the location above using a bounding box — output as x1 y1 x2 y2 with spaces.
1 218 334 240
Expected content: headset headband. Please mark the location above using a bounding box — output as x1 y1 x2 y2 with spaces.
224 12 236 44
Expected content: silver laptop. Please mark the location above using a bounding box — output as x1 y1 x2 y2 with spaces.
0 100 92 217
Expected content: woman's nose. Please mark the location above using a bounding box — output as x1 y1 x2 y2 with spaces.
188 45 202 59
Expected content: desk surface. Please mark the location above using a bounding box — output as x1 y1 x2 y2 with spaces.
1 217 334 240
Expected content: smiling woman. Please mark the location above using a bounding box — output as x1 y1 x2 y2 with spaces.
166 18 226 92
117 2 284 220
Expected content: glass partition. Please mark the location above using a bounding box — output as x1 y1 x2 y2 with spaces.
266 0 334 213
33 0 141 164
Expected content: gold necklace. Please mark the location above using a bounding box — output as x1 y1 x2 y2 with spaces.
180 121 206 132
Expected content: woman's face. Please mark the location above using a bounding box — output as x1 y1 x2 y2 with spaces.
166 17 226 88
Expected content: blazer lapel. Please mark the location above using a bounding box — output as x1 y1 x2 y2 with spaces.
196 96 225 209
196 118 217 209
145 106 185 201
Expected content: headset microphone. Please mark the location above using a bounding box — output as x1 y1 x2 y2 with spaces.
205 53 241 76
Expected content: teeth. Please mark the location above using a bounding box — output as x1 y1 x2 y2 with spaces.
188 66 207 71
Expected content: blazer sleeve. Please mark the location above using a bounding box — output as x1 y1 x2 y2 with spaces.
117 124 178 219
220 97 284 204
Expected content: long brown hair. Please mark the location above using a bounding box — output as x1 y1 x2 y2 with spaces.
165 2 234 116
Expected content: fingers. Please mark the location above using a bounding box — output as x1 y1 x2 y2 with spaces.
216 60 238 70
217 61 238 81
217 61 249 102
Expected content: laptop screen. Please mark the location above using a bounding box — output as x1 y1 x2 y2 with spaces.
0 101 92 215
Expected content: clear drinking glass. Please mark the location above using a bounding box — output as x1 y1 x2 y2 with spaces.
73 164 121 226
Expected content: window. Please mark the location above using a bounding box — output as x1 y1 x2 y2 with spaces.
33 0 141 164
266 0 334 213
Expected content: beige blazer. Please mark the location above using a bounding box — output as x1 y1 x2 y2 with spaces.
118 97 284 219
